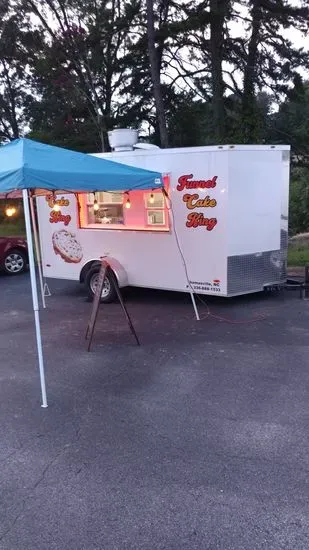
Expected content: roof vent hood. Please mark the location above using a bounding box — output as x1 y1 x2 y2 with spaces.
108 128 138 151
108 128 160 151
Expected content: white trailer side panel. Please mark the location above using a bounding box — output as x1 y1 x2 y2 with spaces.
37 145 289 297
37 148 229 295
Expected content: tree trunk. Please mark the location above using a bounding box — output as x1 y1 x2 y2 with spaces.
2 60 19 139
146 0 169 148
242 0 262 142
209 0 226 143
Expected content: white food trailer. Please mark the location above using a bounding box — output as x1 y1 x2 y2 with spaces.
36 130 290 302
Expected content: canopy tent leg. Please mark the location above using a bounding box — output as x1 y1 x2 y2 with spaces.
163 186 200 321
22 189 48 408
29 194 46 309
190 292 200 321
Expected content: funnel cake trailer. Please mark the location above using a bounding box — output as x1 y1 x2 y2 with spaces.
36 138 290 302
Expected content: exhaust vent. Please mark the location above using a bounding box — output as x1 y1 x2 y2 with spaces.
108 128 138 151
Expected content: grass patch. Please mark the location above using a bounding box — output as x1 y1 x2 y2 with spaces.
0 222 26 237
288 247 309 267
288 233 309 266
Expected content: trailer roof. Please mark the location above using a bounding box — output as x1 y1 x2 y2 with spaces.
96 144 290 158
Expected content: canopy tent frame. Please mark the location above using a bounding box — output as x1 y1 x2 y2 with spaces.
29 193 47 309
23 189 48 407
0 138 199 408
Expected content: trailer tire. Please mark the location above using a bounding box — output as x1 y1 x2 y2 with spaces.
85 265 117 303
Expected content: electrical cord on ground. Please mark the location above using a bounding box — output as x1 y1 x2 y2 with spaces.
163 187 268 325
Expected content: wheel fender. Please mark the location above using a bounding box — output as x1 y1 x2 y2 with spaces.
80 257 128 288
106 257 128 288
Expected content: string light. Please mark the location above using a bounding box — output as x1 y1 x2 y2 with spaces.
124 192 131 209
149 193 154 204
93 192 99 211
5 206 16 217
52 192 60 211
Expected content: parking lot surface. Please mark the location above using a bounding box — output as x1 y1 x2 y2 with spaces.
1 274 309 550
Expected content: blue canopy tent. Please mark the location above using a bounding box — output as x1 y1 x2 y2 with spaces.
0 138 162 193
0 138 163 408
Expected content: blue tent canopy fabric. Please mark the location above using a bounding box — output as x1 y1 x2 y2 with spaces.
0 138 163 193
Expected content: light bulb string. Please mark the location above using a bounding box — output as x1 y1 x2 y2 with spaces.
5 205 17 217
56 174 167 212
125 191 131 208
51 191 61 211
86 173 166 197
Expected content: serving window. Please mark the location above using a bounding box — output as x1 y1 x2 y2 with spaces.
144 192 166 226
79 188 169 231
86 192 124 225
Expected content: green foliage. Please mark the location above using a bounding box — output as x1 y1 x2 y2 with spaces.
288 246 309 267
289 168 309 235
167 94 213 147
271 82 309 163
0 1 42 141
0 220 26 237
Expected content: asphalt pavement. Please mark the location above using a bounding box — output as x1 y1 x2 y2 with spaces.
1 273 309 550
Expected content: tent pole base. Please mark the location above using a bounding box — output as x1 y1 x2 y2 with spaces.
190 292 200 321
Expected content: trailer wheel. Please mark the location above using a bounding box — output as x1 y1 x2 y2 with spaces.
85 265 117 303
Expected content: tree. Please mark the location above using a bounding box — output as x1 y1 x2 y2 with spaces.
0 1 40 141
240 0 263 141
234 0 309 142
145 0 169 147
1 0 308 153
22 0 142 150
166 92 213 146
209 0 230 141
270 81 309 165
156 0 231 143
289 168 309 235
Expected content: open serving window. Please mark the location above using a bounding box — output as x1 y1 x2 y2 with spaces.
79 185 169 232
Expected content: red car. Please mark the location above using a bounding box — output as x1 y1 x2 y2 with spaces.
0 236 28 275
